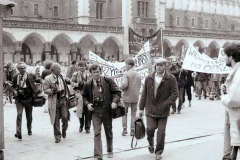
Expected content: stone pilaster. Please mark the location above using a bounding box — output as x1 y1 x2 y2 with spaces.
77 0 90 24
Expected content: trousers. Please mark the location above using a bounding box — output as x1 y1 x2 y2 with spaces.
146 116 168 155
122 102 137 129
92 107 113 159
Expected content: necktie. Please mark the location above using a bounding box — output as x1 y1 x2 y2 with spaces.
96 80 101 92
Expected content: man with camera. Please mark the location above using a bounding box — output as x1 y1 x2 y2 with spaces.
82 64 121 160
12 62 40 140
43 63 71 143
71 61 92 133
3 62 17 104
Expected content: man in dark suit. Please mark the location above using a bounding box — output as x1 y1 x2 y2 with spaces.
12 61 40 140
82 64 121 160
139 58 178 160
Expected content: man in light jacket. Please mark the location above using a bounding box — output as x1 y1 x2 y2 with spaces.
120 58 142 136
43 63 71 143
139 58 178 160
221 44 240 160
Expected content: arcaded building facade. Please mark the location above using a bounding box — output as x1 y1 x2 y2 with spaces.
2 0 240 64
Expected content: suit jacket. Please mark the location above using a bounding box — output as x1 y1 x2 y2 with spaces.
82 76 121 117
43 73 70 125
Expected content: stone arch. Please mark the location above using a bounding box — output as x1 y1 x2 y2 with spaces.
175 39 189 58
103 37 120 61
2 32 16 62
23 32 46 43
79 35 98 45
23 33 45 64
193 40 205 53
207 41 220 58
52 34 72 63
162 39 173 58
78 35 97 60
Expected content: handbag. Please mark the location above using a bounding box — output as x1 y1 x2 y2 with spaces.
66 85 78 109
112 101 125 119
33 96 46 107
131 116 146 148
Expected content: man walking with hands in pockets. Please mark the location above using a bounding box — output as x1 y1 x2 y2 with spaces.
139 58 178 160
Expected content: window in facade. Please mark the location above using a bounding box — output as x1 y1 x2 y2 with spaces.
176 17 180 26
231 24 235 31
53 6 59 17
205 20 208 28
137 1 148 17
191 18 195 27
218 21 221 30
96 2 103 19
34 4 39 15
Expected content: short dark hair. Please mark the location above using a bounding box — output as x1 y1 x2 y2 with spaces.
78 61 87 67
224 44 240 63
44 60 53 69
125 58 135 67
89 64 102 73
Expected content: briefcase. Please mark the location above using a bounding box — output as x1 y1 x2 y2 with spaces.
112 105 125 119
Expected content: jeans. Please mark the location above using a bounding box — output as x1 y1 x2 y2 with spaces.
53 97 69 140
16 97 33 134
223 110 232 159
146 116 168 155
92 107 113 159
172 87 184 111
122 102 137 129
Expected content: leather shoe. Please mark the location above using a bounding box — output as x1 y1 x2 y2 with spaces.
79 127 83 132
15 133 22 140
171 111 176 114
55 138 61 143
155 155 162 160
148 145 154 154
86 129 90 134
28 130 32 135
62 130 66 138
107 152 113 158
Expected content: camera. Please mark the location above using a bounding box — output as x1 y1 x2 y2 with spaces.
92 97 103 108
57 90 65 99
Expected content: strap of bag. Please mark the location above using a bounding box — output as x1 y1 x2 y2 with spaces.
131 134 138 149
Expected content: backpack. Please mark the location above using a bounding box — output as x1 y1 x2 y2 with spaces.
131 116 146 148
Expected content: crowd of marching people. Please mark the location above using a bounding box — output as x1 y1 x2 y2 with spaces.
2 43 240 160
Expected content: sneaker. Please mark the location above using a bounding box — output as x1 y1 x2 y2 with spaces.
122 128 127 136
155 155 162 160
148 145 154 154
177 111 181 114
107 152 113 158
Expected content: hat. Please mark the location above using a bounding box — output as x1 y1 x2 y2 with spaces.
154 58 168 64
71 60 77 65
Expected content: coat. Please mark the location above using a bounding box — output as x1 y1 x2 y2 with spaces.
82 76 121 117
71 70 92 118
221 63 240 146
139 71 178 117
120 68 141 103
43 73 70 125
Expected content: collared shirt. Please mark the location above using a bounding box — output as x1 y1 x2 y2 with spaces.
93 78 102 92
53 74 64 91
155 71 165 84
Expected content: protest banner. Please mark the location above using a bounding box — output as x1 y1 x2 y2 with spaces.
182 45 231 74
129 28 163 57
89 41 152 91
